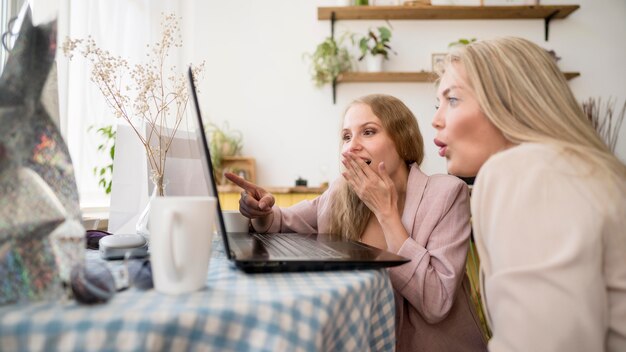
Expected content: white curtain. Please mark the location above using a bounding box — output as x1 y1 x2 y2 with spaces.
57 0 184 210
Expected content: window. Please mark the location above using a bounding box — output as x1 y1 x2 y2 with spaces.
0 0 24 74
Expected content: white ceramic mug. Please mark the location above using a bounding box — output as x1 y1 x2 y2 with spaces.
222 210 250 233
149 196 216 295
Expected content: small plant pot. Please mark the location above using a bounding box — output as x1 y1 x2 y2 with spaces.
366 55 384 72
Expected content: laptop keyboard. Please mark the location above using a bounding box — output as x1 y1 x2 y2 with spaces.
253 233 348 259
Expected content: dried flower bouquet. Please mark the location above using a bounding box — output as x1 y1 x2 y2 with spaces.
63 13 204 196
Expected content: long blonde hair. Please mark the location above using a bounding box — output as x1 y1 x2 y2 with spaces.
447 37 626 189
328 94 424 240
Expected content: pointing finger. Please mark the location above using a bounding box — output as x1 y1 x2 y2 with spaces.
224 172 258 192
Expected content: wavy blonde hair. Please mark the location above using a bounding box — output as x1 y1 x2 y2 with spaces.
446 37 626 190
328 94 424 240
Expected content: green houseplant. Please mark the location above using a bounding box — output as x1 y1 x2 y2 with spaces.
206 122 242 167
358 25 396 72
205 121 243 183
448 37 477 49
305 34 354 88
89 124 116 195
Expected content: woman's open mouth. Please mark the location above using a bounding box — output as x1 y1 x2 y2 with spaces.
434 139 447 157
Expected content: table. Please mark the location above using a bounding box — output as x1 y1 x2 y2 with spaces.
0 237 396 351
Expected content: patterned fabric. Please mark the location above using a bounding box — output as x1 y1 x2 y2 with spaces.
0 239 396 351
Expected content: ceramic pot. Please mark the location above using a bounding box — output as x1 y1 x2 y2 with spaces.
366 55 384 72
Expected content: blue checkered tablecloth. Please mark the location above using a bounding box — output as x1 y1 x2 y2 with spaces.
0 238 396 351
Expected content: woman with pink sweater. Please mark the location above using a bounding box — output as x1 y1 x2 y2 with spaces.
226 94 486 351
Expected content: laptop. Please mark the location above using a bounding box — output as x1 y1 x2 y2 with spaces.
187 68 410 273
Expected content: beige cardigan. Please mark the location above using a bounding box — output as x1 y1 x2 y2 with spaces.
263 164 487 352
472 143 626 351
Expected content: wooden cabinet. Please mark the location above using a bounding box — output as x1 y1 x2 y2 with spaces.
217 185 327 211
216 156 256 185
317 4 580 103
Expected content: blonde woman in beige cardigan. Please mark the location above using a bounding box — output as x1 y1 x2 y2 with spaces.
432 36 626 351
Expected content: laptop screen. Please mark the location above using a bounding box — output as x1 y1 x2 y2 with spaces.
187 68 233 259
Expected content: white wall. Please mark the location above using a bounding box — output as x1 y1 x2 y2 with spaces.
181 0 626 188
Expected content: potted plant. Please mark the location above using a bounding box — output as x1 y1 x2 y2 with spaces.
304 34 354 88
205 121 242 167
358 25 396 72
205 121 243 183
582 97 626 153
448 37 477 49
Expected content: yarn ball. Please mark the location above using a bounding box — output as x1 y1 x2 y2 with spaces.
128 259 153 290
70 261 116 304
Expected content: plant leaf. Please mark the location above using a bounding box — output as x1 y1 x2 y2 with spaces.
379 26 392 41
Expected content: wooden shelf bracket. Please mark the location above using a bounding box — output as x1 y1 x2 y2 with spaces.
544 10 559 41
331 11 336 40
331 11 338 104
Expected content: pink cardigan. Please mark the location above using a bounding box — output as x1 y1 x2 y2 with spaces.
262 164 486 351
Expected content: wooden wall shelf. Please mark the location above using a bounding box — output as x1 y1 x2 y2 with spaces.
318 5 579 21
337 71 436 83
318 5 581 103
319 5 579 43
336 71 580 83
563 72 580 80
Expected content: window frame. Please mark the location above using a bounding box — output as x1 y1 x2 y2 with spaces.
0 0 24 74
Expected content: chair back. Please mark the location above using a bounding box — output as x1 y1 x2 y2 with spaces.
465 235 492 341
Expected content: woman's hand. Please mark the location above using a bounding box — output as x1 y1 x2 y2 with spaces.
224 172 275 219
341 152 397 219
341 152 409 252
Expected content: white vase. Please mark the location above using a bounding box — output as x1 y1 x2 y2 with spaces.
366 55 384 72
336 0 352 5
136 173 167 242
371 0 401 5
